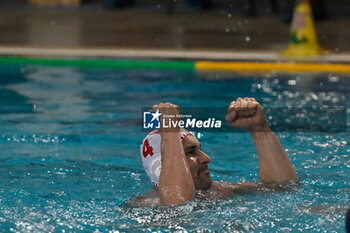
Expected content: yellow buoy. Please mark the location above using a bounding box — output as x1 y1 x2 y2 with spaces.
282 0 326 58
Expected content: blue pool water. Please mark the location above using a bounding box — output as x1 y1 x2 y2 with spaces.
0 63 349 232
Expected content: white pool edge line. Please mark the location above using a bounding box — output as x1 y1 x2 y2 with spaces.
0 47 279 60
1 46 350 63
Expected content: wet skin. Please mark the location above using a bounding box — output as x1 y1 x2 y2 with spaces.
182 134 212 191
131 99 298 206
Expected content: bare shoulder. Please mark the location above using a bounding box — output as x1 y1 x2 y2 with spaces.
212 180 300 196
195 181 241 200
126 190 161 207
207 181 261 198
211 180 253 191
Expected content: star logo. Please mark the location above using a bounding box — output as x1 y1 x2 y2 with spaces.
143 110 162 129
150 110 161 123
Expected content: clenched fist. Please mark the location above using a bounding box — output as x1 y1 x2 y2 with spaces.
225 97 269 131
152 102 180 117
152 102 180 132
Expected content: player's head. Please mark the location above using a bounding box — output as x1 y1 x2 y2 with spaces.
140 129 212 190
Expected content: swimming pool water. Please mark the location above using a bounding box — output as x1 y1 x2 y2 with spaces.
0 63 349 232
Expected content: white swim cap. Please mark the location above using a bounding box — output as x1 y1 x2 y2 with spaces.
140 129 193 188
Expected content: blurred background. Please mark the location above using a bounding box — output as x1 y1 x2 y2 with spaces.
0 1 349 232
0 0 349 53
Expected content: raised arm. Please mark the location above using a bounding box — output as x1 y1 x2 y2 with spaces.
153 103 195 205
225 98 298 183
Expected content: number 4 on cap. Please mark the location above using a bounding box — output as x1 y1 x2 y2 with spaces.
143 139 154 158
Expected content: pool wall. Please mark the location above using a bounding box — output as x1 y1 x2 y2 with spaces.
1 56 350 74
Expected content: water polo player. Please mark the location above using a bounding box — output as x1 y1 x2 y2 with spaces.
133 98 298 206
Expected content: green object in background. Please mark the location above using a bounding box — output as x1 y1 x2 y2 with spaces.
290 31 308 45
0 57 195 70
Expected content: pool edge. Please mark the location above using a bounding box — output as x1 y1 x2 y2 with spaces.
1 46 350 74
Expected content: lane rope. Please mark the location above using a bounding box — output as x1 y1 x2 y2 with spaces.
1 56 350 74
